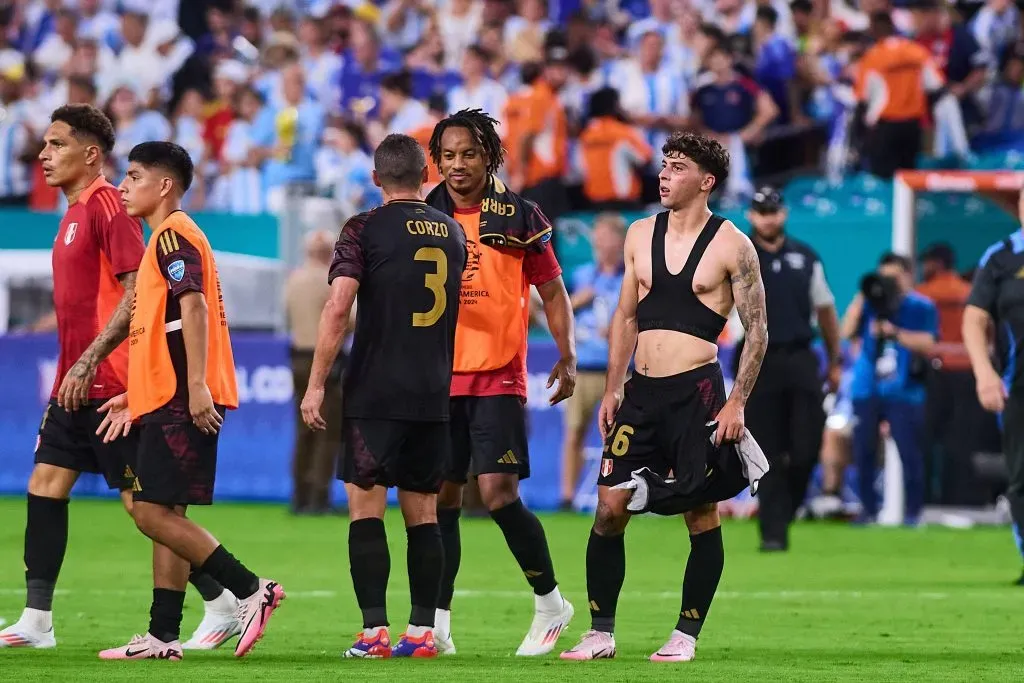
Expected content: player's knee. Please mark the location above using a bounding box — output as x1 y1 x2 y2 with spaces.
27 464 75 499
478 474 519 511
593 499 629 536
684 503 721 534
436 481 464 510
131 502 168 538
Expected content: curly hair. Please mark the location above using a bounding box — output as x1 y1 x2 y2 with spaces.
428 108 505 175
50 104 115 154
662 131 730 194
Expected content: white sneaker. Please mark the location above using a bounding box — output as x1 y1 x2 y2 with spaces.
182 603 242 650
649 630 696 662
515 598 574 656
0 614 56 651
0 618 56 649
559 629 615 660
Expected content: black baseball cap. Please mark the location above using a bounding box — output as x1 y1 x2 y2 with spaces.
750 186 784 212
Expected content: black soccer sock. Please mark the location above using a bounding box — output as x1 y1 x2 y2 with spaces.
148 588 186 643
489 499 558 596
676 526 724 638
349 518 390 628
198 546 260 600
24 493 70 611
406 523 443 627
587 529 625 633
437 507 461 610
188 568 226 602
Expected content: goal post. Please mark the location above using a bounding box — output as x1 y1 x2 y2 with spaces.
892 170 1024 259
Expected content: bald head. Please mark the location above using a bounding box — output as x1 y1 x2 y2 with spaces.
305 229 335 265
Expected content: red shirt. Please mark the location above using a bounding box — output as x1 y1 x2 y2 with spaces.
449 208 561 399
51 175 145 400
203 103 235 162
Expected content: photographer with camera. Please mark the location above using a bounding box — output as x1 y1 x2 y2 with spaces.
846 253 938 525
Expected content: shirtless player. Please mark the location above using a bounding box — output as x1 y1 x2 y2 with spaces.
560 131 768 662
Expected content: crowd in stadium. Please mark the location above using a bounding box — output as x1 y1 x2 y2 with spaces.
0 0 1022 219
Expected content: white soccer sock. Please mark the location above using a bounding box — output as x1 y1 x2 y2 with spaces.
674 629 696 645
205 589 238 615
406 624 431 638
364 625 387 638
535 587 563 613
22 607 52 632
434 608 451 635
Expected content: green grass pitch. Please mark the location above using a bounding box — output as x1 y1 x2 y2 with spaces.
1 497 1023 681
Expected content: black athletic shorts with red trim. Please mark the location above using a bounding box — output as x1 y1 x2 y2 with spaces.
35 399 139 490
133 402 224 506
339 418 451 493
598 362 739 504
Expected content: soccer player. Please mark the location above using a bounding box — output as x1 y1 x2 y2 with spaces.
560 131 768 662
425 109 577 656
301 133 467 658
0 106 230 650
96 142 284 660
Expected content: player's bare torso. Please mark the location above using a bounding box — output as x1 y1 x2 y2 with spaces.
630 213 742 377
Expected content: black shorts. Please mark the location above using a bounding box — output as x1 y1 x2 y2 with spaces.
599 363 730 496
34 399 139 490
446 395 530 484
339 418 451 493
133 410 222 507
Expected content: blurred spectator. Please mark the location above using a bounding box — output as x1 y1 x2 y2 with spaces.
970 0 1020 66
910 0 989 130
107 12 163 104
438 0 483 70
506 45 570 219
448 44 509 125
210 85 267 215
381 0 431 52
173 88 208 209
505 0 552 62
668 7 701 83
753 6 801 125
404 24 462 99
79 0 123 53
255 31 302 110
0 58 31 206
375 70 428 139
33 8 76 77
576 87 652 209
479 22 520 91
559 212 625 510
205 59 247 166
975 40 1024 149
299 16 343 112
625 0 675 47
611 29 691 171
339 20 400 120
252 60 325 212
195 5 238 58
790 0 814 52
854 12 944 177
691 40 777 200
106 85 172 180
315 120 380 215
285 229 344 516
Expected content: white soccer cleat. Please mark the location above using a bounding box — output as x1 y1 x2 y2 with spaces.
181 606 242 650
0 618 56 649
98 633 182 660
559 629 615 660
434 628 456 655
649 630 696 662
516 598 574 656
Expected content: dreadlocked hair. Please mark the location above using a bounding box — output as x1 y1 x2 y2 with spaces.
428 108 505 175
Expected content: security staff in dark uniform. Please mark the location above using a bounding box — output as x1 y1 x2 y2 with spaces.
740 187 843 551
963 188 1024 584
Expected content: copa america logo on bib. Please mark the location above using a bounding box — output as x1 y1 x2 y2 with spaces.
167 259 185 282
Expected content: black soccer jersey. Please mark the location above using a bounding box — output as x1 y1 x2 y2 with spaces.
968 232 1024 391
754 236 834 346
330 200 467 421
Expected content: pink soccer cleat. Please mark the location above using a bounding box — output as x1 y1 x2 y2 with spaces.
98 633 182 661
234 579 286 657
559 630 616 660
649 630 696 662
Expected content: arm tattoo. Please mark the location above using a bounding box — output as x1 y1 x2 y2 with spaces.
730 243 767 405
74 271 138 372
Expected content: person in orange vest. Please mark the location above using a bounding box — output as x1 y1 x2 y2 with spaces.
409 94 447 192
577 87 653 210
425 108 578 656
95 142 285 661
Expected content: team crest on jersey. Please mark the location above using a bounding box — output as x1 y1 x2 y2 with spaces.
64 222 78 245
167 259 185 282
600 458 614 478
784 252 806 270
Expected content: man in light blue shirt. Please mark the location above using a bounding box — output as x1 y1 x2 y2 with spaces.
559 212 626 509
848 253 938 525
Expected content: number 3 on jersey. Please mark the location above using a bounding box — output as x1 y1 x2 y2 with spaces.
412 247 447 327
